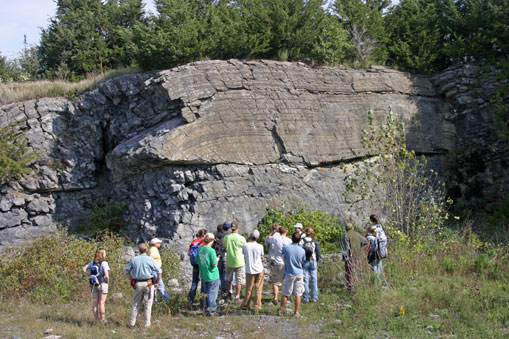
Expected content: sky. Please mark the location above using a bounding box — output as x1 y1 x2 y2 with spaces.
0 0 157 58
1 0 400 59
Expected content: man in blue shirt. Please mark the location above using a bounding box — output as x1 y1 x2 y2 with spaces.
279 232 306 317
125 243 162 329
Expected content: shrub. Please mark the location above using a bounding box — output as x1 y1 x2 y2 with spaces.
257 200 343 253
76 201 129 236
342 109 452 246
0 122 39 185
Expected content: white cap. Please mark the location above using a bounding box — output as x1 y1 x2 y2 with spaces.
293 223 303 229
205 233 215 240
149 238 162 245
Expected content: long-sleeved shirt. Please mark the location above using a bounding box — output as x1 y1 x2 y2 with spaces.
125 253 162 280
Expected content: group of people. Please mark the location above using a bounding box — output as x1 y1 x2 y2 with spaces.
82 214 386 328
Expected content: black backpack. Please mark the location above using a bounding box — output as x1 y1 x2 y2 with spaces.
302 237 316 261
212 232 226 259
88 261 102 286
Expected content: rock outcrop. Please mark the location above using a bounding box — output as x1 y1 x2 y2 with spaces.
2 59 501 250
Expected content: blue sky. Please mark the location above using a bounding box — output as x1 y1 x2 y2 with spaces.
0 0 157 58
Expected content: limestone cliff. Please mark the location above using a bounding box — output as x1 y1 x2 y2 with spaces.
2 59 497 250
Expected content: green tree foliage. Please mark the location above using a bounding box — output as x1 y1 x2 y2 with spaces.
39 0 144 79
333 0 389 66
0 54 16 83
342 110 452 245
76 201 129 236
384 0 443 72
0 123 39 185
257 200 343 253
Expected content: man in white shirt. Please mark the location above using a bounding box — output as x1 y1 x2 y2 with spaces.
241 230 264 310
265 226 292 304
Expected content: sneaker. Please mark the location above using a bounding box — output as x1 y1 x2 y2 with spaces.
294 312 302 318
272 299 279 305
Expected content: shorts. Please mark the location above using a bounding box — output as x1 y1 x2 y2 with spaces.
269 262 284 286
282 274 304 297
225 265 246 286
91 282 108 294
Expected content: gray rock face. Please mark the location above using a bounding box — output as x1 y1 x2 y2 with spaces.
0 59 503 250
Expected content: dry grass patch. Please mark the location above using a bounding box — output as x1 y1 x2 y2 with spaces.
0 68 139 106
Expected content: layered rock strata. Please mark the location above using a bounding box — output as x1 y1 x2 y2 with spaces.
0 60 459 250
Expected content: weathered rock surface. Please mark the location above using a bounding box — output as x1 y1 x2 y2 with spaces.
0 59 504 250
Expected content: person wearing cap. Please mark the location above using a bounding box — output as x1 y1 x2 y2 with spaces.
196 233 220 316
265 225 291 305
341 223 368 291
241 229 265 311
125 243 162 329
279 232 306 317
223 221 246 301
148 238 171 302
293 223 303 237
213 222 231 294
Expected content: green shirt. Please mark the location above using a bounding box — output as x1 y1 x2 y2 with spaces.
223 233 246 268
196 246 219 282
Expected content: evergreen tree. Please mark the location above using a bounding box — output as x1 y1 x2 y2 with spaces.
130 0 210 70
333 0 389 66
384 0 442 72
39 0 111 78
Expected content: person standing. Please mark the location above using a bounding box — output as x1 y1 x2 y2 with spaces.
366 225 382 276
300 227 322 303
265 225 291 304
223 221 246 301
82 248 110 323
241 230 265 311
188 229 207 304
341 223 368 290
279 232 306 317
293 223 303 237
369 214 388 272
213 222 231 294
148 238 171 302
125 243 162 329
196 233 221 316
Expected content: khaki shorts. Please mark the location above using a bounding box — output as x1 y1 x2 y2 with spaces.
226 265 246 286
282 274 304 297
270 262 284 286
91 282 108 295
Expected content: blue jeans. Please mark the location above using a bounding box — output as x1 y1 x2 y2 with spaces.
370 259 383 276
154 277 171 302
218 258 227 293
202 279 220 314
302 260 318 302
188 265 204 302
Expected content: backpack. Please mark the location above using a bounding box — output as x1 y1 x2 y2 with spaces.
302 237 316 261
189 240 204 266
88 261 102 286
375 224 388 259
212 232 226 259
367 237 379 263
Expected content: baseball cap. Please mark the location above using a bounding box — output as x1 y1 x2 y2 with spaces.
293 223 303 229
249 230 260 239
205 233 215 240
149 238 162 245
223 221 232 229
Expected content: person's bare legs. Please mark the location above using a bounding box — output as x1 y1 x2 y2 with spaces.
98 293 107 321
280 295 288 311
294 295 301 315
272 284 279 302
92 293 100 321
235 283 242 298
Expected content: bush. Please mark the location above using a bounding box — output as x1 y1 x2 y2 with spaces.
0 122 39 185
76 201 129 236
0 230 183 304
257 200 343 253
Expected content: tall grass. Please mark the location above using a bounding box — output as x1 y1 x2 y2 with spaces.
0 68 139 106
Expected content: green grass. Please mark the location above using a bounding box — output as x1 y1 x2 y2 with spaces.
0 229 507 338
